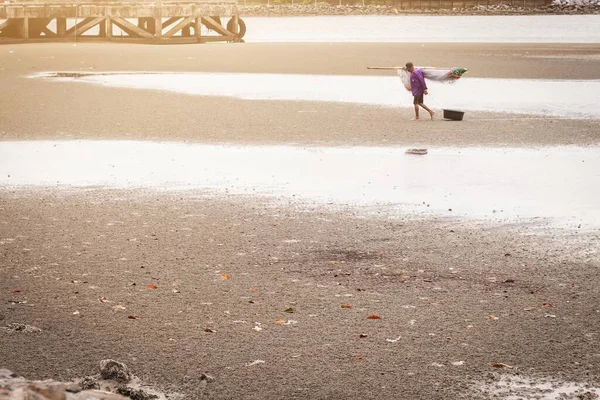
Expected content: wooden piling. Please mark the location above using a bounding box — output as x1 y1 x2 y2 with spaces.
56 18 66 37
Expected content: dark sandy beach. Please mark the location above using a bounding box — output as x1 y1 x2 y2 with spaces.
1 41 600 399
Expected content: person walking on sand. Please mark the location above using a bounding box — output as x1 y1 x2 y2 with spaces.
406 62 435 120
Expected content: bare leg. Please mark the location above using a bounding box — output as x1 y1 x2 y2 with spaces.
419 103 435 120
413 104 420 120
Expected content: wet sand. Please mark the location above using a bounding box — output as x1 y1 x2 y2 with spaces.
1 43 600 146
1 41 600 399
1 190 599 399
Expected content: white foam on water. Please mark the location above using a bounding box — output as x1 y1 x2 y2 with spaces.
1 141 599 229
36 72 600 119
476 375 600 399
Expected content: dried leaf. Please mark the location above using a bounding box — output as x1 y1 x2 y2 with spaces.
204 328 216 333
523 307 536 311
359 333 368 338
504 279 515 283
146 284 158 290
9 289 21 294
248 287 258 291
220 274 232 280
367 314 381 320
113 304 126 311
491 362 513 369
451 361 465 366
127 315 140 320
71 280 79 284
330 260 341 264
98 297 109 303
340 304 352 309
275 318 286 325
284 307 295 313
172 289 180 294
545 314 557 318
488 315 499 320
543 302 553 307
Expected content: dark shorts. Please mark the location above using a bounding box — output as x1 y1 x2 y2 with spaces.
413 94 424 105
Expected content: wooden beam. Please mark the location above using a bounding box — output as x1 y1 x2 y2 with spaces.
201 16 232 37
65 18 92 35
162 17 179 30
106 17 112 39
111 17 154 39
66 17 103 37
41 26 57 37
164 16 192 38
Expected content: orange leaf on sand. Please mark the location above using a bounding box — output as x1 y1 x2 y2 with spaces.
341 304 352 309
127 315 140 320
248 287 258 291
146 284 158 290
367 314 381 320
9 289 21 294
275 318 286 325
204 328 216 333
543 302 553 307
220 274 232 280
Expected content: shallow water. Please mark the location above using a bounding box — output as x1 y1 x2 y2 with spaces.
36 15 600 43
1 141 599 229
37 72 600 119
243 15 600 43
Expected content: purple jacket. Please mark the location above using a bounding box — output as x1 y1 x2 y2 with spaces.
410 69 427 96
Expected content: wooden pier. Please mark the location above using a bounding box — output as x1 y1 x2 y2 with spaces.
0 0 246 43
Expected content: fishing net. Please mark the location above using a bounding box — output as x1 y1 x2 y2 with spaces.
397 67 468 91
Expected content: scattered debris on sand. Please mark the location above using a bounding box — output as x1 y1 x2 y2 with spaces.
3 323 42 333
0 360 183 400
